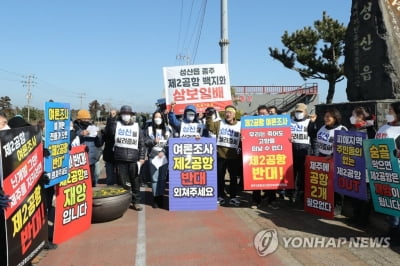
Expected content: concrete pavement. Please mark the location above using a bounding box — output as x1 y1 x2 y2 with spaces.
31 165 400 266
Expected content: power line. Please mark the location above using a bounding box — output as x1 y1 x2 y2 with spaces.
191 0 208 63
21 74 36 122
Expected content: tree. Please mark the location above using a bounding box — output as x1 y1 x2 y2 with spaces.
88 100 101 119
269 12 346 103
0 96 12 110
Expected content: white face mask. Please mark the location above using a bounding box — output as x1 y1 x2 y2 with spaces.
349 116 357 125
121 114 131 122
187 114 195 122
154 118 162 125
295 112 305 120
386 114 396 123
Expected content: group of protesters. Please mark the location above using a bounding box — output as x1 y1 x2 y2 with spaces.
1 100 400 245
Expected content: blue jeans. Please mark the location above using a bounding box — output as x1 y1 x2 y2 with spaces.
150 163 168 197
105 161 117 185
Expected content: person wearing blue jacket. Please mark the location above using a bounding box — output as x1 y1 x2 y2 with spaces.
168 103 205 137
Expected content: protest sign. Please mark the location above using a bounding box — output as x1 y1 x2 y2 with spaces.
53 145 92 244
163 64 232 114
44 101 71 187
0 126 47 266
333 130 367 200
168 138 217 211
363 138 400 216
304 156 335 219
241 115 294 190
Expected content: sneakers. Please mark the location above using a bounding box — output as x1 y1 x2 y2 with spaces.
131 203 143 211
229 198 240 207
44 241 58 250
217 197 226 205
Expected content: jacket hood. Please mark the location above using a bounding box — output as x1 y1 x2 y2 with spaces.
184 105 196 114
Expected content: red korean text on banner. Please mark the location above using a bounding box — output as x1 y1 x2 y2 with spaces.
304 156 334 219
163 64 233 114
241 115 294 190
53 145 92 244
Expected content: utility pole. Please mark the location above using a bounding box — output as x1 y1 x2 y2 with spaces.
79 93 86 109
219 0 229 65
21 74 36 122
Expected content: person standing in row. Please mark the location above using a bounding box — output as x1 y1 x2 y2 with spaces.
104 105 145 211
290 103 317 205
316 108 347 216
0 112 10 131
206 105 241 206
72 109 103 187
168 103 205 138
145 111 172 209
375 101 400 244
102 109 118 185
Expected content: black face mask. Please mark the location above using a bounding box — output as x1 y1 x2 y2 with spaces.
78 121 90 129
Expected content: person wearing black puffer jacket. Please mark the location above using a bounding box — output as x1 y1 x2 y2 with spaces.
103 105 145 211
101 109 118 185
73 109 103 187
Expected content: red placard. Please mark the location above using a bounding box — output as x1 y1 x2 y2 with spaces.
304 156 334 219
53 145 92 244
241 115 294 190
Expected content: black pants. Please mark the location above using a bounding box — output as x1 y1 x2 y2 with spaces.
217 157 240 198
292 143 311 198
115 161 140 204
44 186 55 242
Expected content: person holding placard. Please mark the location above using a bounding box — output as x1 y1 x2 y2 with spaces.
375 101 400 242
145 111 172 209
73 109 103 187
206 105 241 206
316 108 347 216
289 103 317 206
168 103 205 138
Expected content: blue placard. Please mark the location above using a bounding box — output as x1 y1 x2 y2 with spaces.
363 138 400 216
168 137 217 211
44 102 71 187
241 114 291 129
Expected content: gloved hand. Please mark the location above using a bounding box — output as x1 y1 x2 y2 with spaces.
40 172 51 185
44 148 51 158
0 194 11 209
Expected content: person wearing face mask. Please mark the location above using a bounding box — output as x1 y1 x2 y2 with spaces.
349 107 376 139
144 111 172 209
316 108 347 217
206 105 242 207
103 105 145 211
0 112 10 131
73 109 103 187
168 103 204 138
375 101 400 243
346 107 376 227
289 103 317 206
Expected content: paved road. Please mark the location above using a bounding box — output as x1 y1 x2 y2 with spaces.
34 183 400 266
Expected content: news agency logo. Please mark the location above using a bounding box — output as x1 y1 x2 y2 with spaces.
253 229 279 256
254 229 391 256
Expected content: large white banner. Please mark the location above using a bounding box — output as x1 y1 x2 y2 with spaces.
163 63 232 114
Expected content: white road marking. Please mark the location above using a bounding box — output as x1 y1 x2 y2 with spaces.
135 187 146 266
